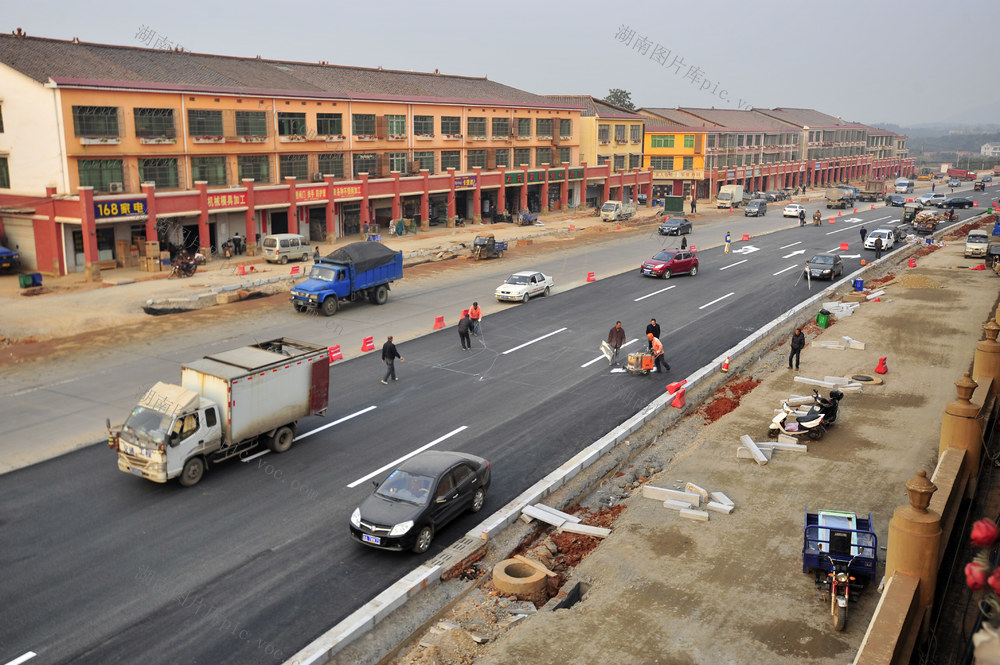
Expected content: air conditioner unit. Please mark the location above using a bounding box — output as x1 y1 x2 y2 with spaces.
311 173 324 182
109 182 124 193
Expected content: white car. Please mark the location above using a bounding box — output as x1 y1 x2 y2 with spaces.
863 229 895 251
918 193 946 206
495 271 553 302
782 204 806 218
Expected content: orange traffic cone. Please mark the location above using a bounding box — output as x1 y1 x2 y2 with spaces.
433 315 445 329
670 387 686 409
361 336 375 352
586 271 596 282
721 356 730 372
327 345 343 363
666 379 688 393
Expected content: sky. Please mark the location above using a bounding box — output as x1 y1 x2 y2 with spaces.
6 0 999 128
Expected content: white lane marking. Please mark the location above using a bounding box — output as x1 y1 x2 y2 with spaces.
634 285 676 301
773 264 799 276
782 249 806 258
719 259 747 271
840 254 861 258
294 405 377 441
699 292 735 310
779 241 801 249
347 426 468 488
241 450 269 463
8 377 78 397
502 328 567 355
731 245 760 255
823 214 891 236
581 338 639 368
5 653 37 665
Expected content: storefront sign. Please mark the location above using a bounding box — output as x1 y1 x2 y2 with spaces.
568 167 584 180
548 169 565 182
295 185 327 203
330 184 363 200
455 175 477 189
94 199 147 219
505 172 525 185
726 170 735 179
207 192 248 209
527 170 545 183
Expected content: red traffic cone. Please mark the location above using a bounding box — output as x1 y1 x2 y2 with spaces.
840 242 848 251
741 233 750 241
361 336 375 352
290 265 301 275
837 211 842 217
873 297 880 302
875 356 888 374
908 257 916 268
829 217 835 224
586 271 596 282
853 208 857 214
721 356 730 372
433 315 445 330
670 387 686 409
729 206 733 213
666 379 688 393
237 264 246 276
327 345 343 364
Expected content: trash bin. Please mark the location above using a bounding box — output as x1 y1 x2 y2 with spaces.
30 272 42 287
18 274 32 288
853 278 864 292
816 309 831 329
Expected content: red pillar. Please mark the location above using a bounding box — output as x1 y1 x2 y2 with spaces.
446 167 457 226
36 186 61 276
78 187 101 282
420 169 430 230
285 176 299 234
472 166 482 223
519 164 528 212
142 182 157 243
540 164 550 212
391 171 402 221
560 162 569 210
244 178 258 252
601 165 610 205
195 181 210 253
580 161 588 207
359 173 370 229
498 166 506 214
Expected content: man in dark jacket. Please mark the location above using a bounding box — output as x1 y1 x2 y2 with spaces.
859 226 868 243
381 335 404 384
458 314 472 351
789 327 805 370
607 321 626 365
874 235 883 260
645 318 661 350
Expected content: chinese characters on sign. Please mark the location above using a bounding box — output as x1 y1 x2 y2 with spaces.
94 199 147 219
295 186 327 203
206 192 248 209
330 184 363 200
455 175 477 189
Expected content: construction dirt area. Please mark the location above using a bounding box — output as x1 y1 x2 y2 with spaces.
351 220 1000 665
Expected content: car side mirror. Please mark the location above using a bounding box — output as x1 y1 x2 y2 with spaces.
371 480 380 488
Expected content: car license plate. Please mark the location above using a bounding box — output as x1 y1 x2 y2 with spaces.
362 534 381 545
129 467 143 477
643 269 653 275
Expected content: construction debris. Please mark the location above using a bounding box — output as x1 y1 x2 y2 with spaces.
680 508 710 522
777 433 797 445
559 523 612 538
663 499 695 511
866 289 886 301
815 340 848 350
642 485 702 505
842 335 866 350
532 504 582 524
685 482 709 502
521 505 565 527
737 446 773 461
739 434 770 466
513 554 557 578
707 501 735 515
710 492 735 507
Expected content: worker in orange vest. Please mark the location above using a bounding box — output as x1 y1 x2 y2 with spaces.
469 302 483 336
647 333 670 373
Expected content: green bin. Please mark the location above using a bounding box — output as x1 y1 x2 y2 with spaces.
816 311 830 329
18 273 33 288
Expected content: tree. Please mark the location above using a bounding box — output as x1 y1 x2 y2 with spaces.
604 89 635 111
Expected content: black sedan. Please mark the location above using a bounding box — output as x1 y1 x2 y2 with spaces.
350 451 491 553
803 253 844 280
884 194 905 207
657 216 693 235
938 197 974 209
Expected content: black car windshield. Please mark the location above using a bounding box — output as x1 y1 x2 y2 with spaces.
376 470 435 505
809 255 834 265
506 274 530 285
652 251 675 261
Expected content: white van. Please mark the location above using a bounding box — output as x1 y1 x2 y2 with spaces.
966 231 989 258
261 233 311 264
894 178 914 194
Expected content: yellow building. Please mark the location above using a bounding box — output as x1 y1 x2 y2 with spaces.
638 109 708 201
544 97 644 169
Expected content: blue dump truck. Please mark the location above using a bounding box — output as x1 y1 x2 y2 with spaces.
290 241 403 316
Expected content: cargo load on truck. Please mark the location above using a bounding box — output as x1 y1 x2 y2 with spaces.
913 210 947 235
856 180 885 202
290 241 403 316
825 188 855 209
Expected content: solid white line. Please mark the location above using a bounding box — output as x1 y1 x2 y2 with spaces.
699 292 735 310
634 285 676 301
719 259 747 271
347 426 468 488
241 450 269 463
580 338 639 368
4 653 37 665
295 405 377 441
773 264 799 276
779 241 801 249
503 327 567 355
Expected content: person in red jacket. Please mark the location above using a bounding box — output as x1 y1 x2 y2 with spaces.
469 302 483 336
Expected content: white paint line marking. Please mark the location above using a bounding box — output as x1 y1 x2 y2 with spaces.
699 292 735 310
241 450 269 463
719 259 747 271
347 426 468 488
610 368 627 373
779 241 801 249
503 327 567 355
5 653 37 665
634 285 676 301
782 249 806 258
295 405 377 441
773 264 799 276
581 339 639 368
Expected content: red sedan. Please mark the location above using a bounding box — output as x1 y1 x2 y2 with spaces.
640 250 699 279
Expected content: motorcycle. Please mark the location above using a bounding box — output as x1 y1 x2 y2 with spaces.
168 253 204 279
813 211 822 226
821 552 860 631
768 389 843 440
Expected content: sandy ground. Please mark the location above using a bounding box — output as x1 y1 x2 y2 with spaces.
381 224 1000 665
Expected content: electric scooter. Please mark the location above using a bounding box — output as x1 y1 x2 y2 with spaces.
768 389 843 440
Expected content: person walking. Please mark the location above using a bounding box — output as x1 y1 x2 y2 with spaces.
798 209 806 226
724 231 732 254
458 313 472 351
932 182 936 192
859 226 868 243
313 245 320 261
690 197 697 213
645 318 661 351
380 335 404 384
606 321 626 366
647 333 670 373
874 235 883 260
789 327 805 370
469 302 483 336
680 235 688 250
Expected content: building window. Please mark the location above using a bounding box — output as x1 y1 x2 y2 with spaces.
352 114 375 137
139 158 179 188
706 134 716 148
236 111 267 137
441 150 460 170
0 105 4 133
493 148 509 168
682 156 694 170
352 152 378 177
317 153 344 179
78 159 123 190
613 155 625 171
414 115 434 136
468 117 486 138
629 153 641 169
386 115 406 136
514 148 531 167
279 154 309 180
559 119 571 138
597 155 608 166
441 116 461 136
388 152 408 173
278 112 307 136
191 156 226 186
412 151 434 173
316 113 342 136
614 125 626 142
516 117 531 138
188 110 223 136
133 108 175 139
630 125 641 143
535 118 553 138
72 106 120 137
492 117 509 138
0 157 9 188
598 124 610 142
467 150 487 169
651 135 675 148
650 156 673 170
238 155 270 183
558 147 570 164
535 147 552 166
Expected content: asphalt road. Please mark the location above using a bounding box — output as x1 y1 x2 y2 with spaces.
0 184 994 665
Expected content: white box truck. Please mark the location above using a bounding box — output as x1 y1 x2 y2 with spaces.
109 338 330 486
600 200 637 222
716 185 746 208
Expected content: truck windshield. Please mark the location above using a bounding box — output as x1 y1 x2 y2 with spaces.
601 203 617 212
308 265 339 282
122 406 172 448
718 193 731 200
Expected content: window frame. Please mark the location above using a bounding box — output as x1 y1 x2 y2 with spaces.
316 113 343 137
414 115 434 137
72 106 120 138
467 117 486 138
235 111 268 137
441 116 461 136
187 109 223 137
237 155 270 183
351 114 376 137
133 108 175 139
191 156 227 186
138 157 180 189
279 153 309 180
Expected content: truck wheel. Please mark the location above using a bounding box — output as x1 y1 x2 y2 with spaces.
496 250 503 259
372 285 389 305
321 297 338 316
179 457 205 487
268 426 294 453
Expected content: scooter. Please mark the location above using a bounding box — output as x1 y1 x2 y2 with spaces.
821 552 859 631
768 389 843 440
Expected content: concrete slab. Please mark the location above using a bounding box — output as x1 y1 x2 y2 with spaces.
710 491 735 507
707 501 735 515
663 499 695 511
642 485 702 505
560 523 612 538
739 434 770 465
679 509 710 522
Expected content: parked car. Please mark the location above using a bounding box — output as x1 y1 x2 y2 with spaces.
349 451 491 553
966 230 990 258
0 243 19 271
657 216 693 235
918 193 946 206
983 175 993 183
783 203 806 218
495 270 553 302
938 197 974 209
803 254 844 280
947 178 962 188
863 228 895 251
766 191 785 202
884 194 906 207
640 250 699 279
261 233 311 264
744 199 767 217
